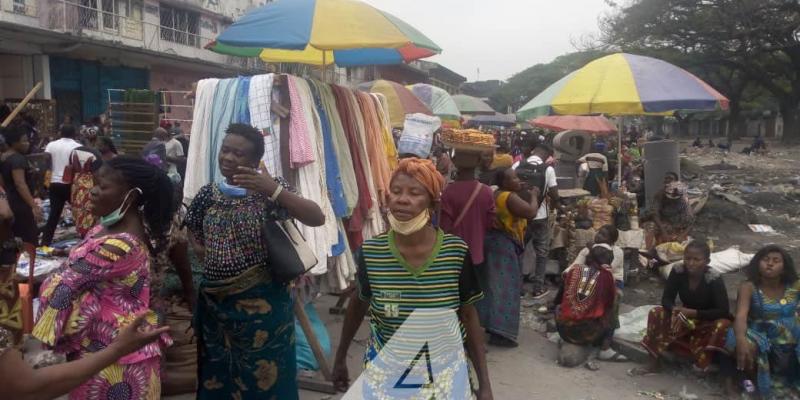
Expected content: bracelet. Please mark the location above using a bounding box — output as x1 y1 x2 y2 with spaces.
270 185 283 202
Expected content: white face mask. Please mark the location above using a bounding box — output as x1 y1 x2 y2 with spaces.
388 209 430 236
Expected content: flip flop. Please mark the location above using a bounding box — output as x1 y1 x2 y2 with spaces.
627 367 658 377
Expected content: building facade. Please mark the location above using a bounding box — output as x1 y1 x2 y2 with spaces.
0 0 263 136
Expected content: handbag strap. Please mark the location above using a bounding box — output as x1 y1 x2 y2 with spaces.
453 182 483 228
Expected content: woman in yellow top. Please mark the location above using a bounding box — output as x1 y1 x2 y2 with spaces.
476 167 540 347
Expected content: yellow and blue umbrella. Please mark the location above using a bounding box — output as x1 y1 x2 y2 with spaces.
207 0 441 67
516 53 729 121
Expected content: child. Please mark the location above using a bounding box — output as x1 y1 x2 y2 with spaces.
724 245 800 399
634 241 731 375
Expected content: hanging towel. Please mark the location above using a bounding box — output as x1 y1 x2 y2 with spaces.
248 74 283 177
309 81 348 224
232 76 251 125
183 78 219 202
320 84 358 215
373 93 399 172
208 78 241 185
287 77 315 168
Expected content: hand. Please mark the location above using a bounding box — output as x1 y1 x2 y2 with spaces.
529 186 541 199
32 206 43 223
736 340 755 372
332 360 350 392
476 387 494 400
232 166 279 196
110 314 170 357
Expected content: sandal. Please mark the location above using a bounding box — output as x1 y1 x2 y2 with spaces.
585 361 600 371
627 367 658 377
597 348 628 362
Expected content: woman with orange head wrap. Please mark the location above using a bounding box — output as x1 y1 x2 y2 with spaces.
332 156 494 399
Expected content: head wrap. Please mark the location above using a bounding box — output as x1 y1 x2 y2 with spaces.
392 158 445 202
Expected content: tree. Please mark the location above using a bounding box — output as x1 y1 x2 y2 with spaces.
489 50 610 114
601 0 800 141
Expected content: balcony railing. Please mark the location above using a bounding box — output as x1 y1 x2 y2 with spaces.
1 0 38 17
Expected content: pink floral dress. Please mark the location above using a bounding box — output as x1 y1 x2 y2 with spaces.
32 226 171 400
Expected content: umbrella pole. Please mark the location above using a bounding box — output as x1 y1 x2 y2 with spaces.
617 117 623 189
322 51 327 83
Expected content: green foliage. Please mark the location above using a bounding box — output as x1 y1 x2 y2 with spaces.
488 50 611 113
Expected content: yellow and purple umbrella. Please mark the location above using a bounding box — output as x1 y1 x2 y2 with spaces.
407 83 461 122
516 53 729 121
357 80 433 128
207 0 441 67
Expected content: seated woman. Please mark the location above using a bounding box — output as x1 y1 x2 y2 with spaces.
643 172 694 249
555 245 617 350
636 241 731 375
724 245 800 399
332 158 493 399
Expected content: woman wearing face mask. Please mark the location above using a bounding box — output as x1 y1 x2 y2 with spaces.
332 158 493 400
185 123 324 400
32 156 175 399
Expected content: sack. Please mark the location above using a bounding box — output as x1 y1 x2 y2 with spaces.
262 217 318 284
397 113 441 158
516 160 547 203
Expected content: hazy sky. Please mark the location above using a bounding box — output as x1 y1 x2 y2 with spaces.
362 0 614 82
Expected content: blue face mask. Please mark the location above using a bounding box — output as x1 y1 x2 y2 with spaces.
99 188 142 227
218 180 247 198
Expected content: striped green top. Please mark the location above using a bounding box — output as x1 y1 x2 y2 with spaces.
356 229 484 357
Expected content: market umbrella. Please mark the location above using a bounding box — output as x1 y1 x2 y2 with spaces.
407 83 461 123
515 53 729 186
207 0 442 67
452 94 496 115
358 80 433 128
516 53 729 121
531 115 617 134
464 113 517 128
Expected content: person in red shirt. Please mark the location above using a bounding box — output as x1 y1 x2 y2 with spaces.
439 150 495 266
555 245 617 347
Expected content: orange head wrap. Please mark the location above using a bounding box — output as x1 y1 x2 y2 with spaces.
392 157 445 202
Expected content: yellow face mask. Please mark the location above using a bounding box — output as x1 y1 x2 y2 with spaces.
388 209 430 236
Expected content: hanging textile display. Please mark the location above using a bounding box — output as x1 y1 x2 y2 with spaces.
183 73 398 289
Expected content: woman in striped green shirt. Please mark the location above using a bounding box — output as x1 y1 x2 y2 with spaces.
332 158 493 400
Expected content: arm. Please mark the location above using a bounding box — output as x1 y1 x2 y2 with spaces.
233 166 325 227
733 283 755 371
506 190 539 220
11 168 36 211
169 240 195 310
459 304 492 399
546 167 560 210
332 292 368 392
695 278 730 321
0 314 168 400
661 269 680 311
0 191 13 243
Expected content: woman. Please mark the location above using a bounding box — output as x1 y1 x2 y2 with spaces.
555 245 617 347
644 172 694 248
185 123 324 400
440 151 495 267
0 125 41 246
32 156 175 399
69 143 101 238
725 245 800 399
98 136 118 161
637 241 731 374
332 158 493 399
476 167 539 347
1 314 167 400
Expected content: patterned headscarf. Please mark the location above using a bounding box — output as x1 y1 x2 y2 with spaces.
392 157 445 202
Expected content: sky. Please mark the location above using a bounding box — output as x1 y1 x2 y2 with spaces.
362 0 615 82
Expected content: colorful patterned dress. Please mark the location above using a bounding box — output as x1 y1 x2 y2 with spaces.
69 146 101 237
32 226 169 400
641 265 731 371
185 181 298 400
725 282 800 399
475 190 526 343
